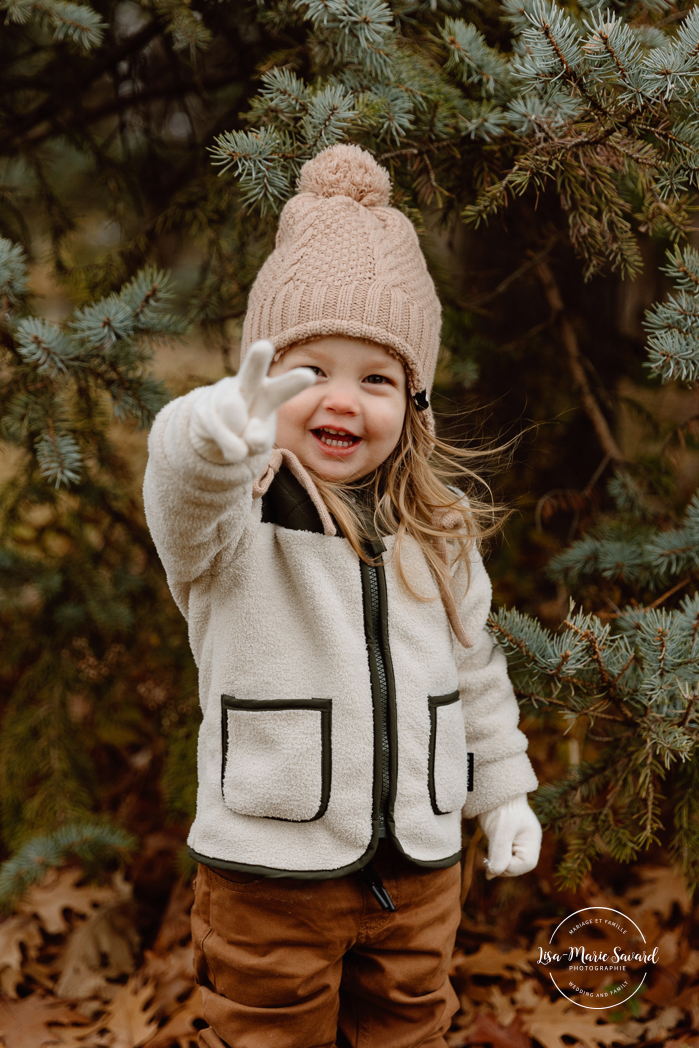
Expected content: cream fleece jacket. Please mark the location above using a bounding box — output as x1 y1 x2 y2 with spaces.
143 388 538 877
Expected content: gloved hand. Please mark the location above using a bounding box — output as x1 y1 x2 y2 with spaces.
190 340 316 463
477 794 542 880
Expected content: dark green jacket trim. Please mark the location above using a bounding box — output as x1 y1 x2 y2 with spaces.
260 466 326 534
372 540 399 836
379 840 464 870
359 536 399 844
188 843 462 879
221 695 332 823
359 556 386 836
427 690 460 816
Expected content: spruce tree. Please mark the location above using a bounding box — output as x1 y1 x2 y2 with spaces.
2 0 699 897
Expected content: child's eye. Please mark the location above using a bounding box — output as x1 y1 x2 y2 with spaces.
307 366 325 377
364 374 391 385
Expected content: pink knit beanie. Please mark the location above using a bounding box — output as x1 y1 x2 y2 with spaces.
240 143 442 428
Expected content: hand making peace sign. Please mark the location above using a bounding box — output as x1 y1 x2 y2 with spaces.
190 340 316 464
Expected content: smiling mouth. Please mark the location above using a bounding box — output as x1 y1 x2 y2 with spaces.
312 427 361 449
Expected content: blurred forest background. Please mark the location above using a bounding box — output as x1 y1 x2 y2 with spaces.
2 0 699 1044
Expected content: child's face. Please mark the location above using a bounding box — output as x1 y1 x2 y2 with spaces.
269 335 407 482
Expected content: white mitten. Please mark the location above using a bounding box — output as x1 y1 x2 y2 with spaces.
190 340 315 464
477 794 542 879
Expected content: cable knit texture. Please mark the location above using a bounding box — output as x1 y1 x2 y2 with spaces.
240 144 442 432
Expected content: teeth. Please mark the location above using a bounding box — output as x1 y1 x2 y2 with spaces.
316 429 357 448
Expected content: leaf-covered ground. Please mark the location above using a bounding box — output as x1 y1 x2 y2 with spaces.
0 830 696 1048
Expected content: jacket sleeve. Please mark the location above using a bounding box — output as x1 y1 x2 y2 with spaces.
455 545 539 818
142 387 269 621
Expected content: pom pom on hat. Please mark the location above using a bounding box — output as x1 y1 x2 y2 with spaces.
299 143 391 208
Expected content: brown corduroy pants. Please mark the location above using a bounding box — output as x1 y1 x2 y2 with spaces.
191 841 462 1048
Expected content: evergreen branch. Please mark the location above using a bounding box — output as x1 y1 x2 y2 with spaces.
3 19 161 147
513 688 570 709
542 19 577 79
0 0 106 50
157 0 212 56
250 67 311 123
646 573 695 609
680 690 698 728
440 17 511 97
664 243 699 288
301 82 357 150
536 260 625 462
655 9 691 30
488 612 591 690
376 139 458 161
0 238 29 305
295 0 396 78
563 618 612 687
34 428 82 488
209 126 297 211
609 650 637 689
583 13 639 84
0 822 135 908
15 317 82 376
583 708 628 724
645 248 699 382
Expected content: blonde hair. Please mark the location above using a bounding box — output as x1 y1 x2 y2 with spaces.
307 397 507 604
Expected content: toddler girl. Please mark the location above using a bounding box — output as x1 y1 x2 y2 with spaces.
144 143 541 1048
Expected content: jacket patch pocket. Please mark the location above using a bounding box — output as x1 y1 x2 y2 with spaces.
428 691 469 815
221 696 331 822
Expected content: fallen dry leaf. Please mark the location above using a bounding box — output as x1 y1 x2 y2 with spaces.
681 952 699 977
657 927 682 967
0 994 86 1048
22 958 59 992
676 986 699 1029
520 994 635 1048
19 869 125 937
451 993 477 1034
142 987 204 1048
487 985 517 1028
643 963 681 1008
103 980 159 1048
611 1020 647 1042
448 1011 530 1048
55 900 140 1001
150 881 193 957
141 945 194 1018
622 866 691 922
75 979 159 1048
643 1004 685 1041
512 980 544 1011
0 915 43 997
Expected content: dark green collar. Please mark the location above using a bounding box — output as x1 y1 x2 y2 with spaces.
260 466 326 534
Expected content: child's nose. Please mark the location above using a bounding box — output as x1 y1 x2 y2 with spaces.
321 382 359 415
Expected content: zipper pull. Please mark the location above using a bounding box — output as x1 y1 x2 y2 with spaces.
360 864 396 912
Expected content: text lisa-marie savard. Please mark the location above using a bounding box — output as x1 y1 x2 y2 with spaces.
538 947 659 969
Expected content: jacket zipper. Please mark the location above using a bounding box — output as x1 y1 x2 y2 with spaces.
364 547 396 911
367 561 391 825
